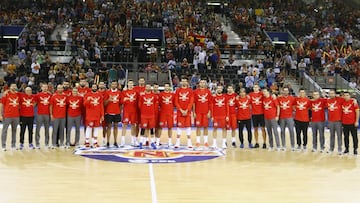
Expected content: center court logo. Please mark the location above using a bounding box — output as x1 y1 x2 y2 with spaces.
74 146 225 164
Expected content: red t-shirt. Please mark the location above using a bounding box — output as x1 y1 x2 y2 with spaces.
159 91 175 115
84 92 104 121
277 95 295 119
263 96 278 120
294 97 311 122
212 94 228 118
341 99 359 125
67 95 83 117
1 92 20 118
36 92 52 115
311 98 326 122
104 89 121 115
175 87 194 112
249 91 264 115
63 89 72 97
193 88 212 114
50 93 67 119
134 86 146 96
226 93 238 115
121 89 138 113
19 93 35 117
78 87 91 97
138 92 158 118
236 96 251 120
326 97 344 122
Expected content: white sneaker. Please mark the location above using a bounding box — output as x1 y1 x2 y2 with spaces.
2 148 6 151
174 141 180 148
291 147 296 151
222 143 227 149
281 147 286 151
276 147 281 151
268 147 273 151
311 149 317 153
211 144 217 149
168 142 172 147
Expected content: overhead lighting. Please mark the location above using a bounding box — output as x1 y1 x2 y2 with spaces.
272 41 286 45
2 36 19 39
207 2 221 6
146 39 159 42
134 38 145 41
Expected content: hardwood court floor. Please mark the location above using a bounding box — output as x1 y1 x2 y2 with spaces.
0 127 359 203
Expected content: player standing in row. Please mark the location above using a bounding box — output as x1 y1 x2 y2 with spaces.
19 87 36 150
134 77 146 141
121 79 139 146
66 87 83 148
193 79 212 147
0 83 20 151
226 85 238 147
83 84 104 148
152 83 161 145
97 81 107 145
278 87 296 151
104 81 122 147
262 88 280 151
294 88 311 151
236 88 253 148
310 91 326 152
326 89 344 154
211 85 228 149
158 83 175 146
249 84 267 148
174 77 194 148
341 91 359 155
50 85 67 148
35 83 52 148
138 83 158 149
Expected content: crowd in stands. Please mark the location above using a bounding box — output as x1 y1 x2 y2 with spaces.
0 0 360 96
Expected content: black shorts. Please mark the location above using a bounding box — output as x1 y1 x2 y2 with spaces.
252 114 265 127
105 114 121 124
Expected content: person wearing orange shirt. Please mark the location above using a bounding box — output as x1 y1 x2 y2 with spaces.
158 83 175 146
66 88 83 148
341 91 359 155
278 87 296 151
211 85 228 149
0 83 20 151
236 88 253 148
310 91 327 152
35 83 52 148
50 85 67 148
226 85 238 147
326 89 344 154
262 89 280 151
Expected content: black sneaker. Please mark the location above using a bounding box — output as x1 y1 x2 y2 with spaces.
106 142 110 148
344 149 349 154
231 142 236 148
254 143 260 148
114 143 119 148
262 143 267 149
354 150 358 155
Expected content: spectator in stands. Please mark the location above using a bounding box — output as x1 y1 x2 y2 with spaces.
181 58 190 69
108 65 118 84
190 72 200 90
245 72 254 93
266 68 276 87
118 66 126 86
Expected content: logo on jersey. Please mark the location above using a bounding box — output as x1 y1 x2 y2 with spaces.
280 100 290 110
263 101 272 110
125 93 136 102
179 92 189 101
22 98 33 107
90 97 101 106
342 104 352 114
312 102 322 112
40 96 50 105
252 96 262 105
238 100 249 109
328 101 338 111
215 97 225 107
9 97 19 107
74 146 224 164
296 101 307 110
228 97 235 106
144 97 154 106
162 95 173 105
198 93 208 103
110 94 120 103
56 97 66 107
69 100 80 109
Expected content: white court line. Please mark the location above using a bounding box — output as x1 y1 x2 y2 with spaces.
149 163 158 203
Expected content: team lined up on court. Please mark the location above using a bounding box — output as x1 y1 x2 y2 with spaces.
0 77 359 155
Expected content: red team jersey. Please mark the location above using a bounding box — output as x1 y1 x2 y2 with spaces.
236 96 251 120
159 91 175 128
341 99 359 125
104 89 122 115
139 92 158 128
67 95 83 117
1 92 20 118
63 89 72 97
19 93 35 117
134 86 146 96
121 89 138 124
174 87 194 127
278 95 295 119
263 96 278 120
311 98 326 122
212 94 228 128
50 93 67 119
249 91 264 115
84 92 104 126
294 97 311 122
78 87 91 97
36 92 51 115
193 88 212 114
226 93 238 129
326 97 344 122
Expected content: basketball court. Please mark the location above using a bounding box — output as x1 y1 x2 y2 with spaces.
1 127 359 203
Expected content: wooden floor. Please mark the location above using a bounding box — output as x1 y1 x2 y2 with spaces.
0 127 360 203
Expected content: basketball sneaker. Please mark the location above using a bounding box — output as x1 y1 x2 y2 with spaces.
262 143 267 149
354 150 358 155
222 143 227 149
19 144 24 150
281 147 286 151
204 142 209 147
211 143 217 149
248 143 253 148
113 143 119 148
311 148 317 153
29 143 35 150
195 142 201 147
2 147 6 151
239 144 244 148
151 142 157 150
139 142 143 149
268 147 273 151
254 143 259 148
231 142 236 148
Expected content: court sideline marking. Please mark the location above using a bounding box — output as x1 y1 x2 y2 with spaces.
149 163 158 203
